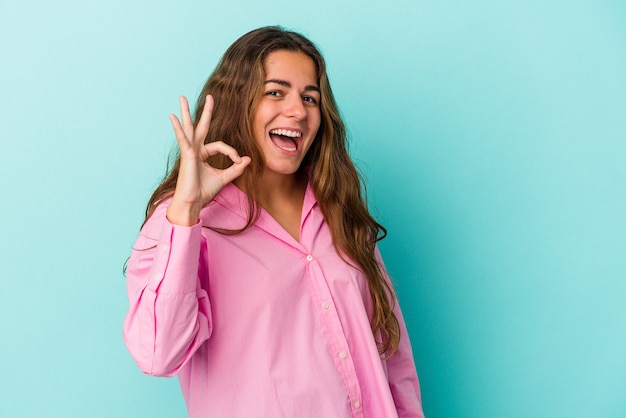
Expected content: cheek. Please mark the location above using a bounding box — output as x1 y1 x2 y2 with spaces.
309 110 322 132
252 113 268 141
253 102 270 125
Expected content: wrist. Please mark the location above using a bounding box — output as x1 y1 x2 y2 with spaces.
166 199 201 226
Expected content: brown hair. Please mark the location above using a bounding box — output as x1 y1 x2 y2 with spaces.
145 26 400 355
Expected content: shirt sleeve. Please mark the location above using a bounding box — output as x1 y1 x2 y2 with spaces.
376 247 426 418
388 300 426 417
122 201 212 377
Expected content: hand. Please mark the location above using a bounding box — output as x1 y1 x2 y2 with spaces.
166 95 251 226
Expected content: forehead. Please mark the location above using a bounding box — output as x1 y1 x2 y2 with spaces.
263 50 318 85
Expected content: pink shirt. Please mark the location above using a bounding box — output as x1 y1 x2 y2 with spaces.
123 183 425 417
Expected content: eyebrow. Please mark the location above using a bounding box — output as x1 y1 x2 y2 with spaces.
265 79 320 93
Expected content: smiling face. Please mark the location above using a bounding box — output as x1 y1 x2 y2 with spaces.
252 50 321 177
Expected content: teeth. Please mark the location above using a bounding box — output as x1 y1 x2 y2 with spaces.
270 129 302 138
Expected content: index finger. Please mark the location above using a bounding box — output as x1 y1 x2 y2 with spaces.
203 140 244 164
194 95 214 142
179 96 194 140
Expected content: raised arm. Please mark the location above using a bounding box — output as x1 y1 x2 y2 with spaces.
123 203 210 376
122 95 250 375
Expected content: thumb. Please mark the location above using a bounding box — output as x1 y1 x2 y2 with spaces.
220 156 251 185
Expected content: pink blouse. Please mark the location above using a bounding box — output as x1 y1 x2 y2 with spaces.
123 182 425 417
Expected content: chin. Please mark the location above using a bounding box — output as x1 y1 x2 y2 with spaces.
265 161 303 176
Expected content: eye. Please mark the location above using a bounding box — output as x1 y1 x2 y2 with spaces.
265 90 283 97
303 95 319 105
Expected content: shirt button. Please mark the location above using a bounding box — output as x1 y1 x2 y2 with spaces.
338 351 347 359
321 302 330 310
306 255 313 261
160 244 169 253
354 401 361 409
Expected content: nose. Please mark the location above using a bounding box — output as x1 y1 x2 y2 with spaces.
283 95 306 120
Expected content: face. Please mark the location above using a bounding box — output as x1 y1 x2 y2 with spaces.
252 50 321 177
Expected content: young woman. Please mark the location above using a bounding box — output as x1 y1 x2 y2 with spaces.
123 26 425 418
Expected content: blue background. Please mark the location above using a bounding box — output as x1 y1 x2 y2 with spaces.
1 1 625 417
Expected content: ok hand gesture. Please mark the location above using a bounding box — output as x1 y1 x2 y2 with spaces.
166 95 251 226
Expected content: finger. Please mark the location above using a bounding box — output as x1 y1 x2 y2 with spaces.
179 96 194 141
194 95 214 143
202 141 244 163
168 114 190 151
219 156 251 185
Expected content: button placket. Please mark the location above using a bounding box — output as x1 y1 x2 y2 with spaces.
306 256 363 414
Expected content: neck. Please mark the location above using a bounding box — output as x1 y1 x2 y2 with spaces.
256 170 307 208
234 169 308 205
235 169 308 241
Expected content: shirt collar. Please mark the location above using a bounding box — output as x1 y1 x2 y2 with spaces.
213 182 318 248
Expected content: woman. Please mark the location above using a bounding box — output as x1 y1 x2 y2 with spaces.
123 26 425 417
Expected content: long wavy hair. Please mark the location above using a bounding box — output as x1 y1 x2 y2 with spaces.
145 26 400 356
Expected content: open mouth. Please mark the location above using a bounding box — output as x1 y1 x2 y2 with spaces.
269 128 302 152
